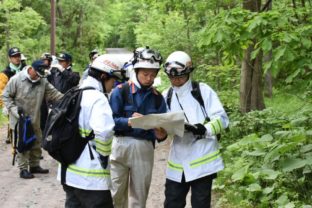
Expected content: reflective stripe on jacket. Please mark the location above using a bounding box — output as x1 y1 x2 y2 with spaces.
57 76 115 190
163 79 229 182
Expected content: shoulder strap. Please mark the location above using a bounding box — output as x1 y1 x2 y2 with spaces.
120 82 132 105
166 87 173 110
153 88 163 110
191 81 210 121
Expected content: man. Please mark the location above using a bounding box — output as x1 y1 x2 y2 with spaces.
41 52 53 68
59 54 127 208
109 47 168 208
81 49 99 81
0 47 26 144
21 54 27 66
2 60 63 179
162 51 229 208
48 52 80 93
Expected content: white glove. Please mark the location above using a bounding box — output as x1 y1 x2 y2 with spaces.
51 64 65 72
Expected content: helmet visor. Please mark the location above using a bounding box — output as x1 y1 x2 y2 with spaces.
164 61 193 76
139 49 162 62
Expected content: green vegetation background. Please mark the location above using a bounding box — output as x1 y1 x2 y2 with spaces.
0 0 311 207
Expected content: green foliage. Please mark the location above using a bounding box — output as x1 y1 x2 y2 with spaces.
0 0 47 69
217 90 312 207
198 6 312 87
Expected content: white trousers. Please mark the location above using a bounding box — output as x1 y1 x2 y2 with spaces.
110 136 154 208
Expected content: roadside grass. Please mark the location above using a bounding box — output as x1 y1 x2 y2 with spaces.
265 88 312 115
0 110 8 127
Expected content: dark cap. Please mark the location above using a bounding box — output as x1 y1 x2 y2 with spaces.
31 60 49 77
8 47 21 57
57 52 72 62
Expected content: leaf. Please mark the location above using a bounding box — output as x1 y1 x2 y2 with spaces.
281 158 307 172
239 133 259 145
231 165 249 182
261 38 272 52
276 193 289 206
251 47 261 60
284 202 296 208
263 186 274 195
274 45 286 62
260 168 280 180
246 150 266 156
261 134 273 142
300 144 312 153
246 183 262 192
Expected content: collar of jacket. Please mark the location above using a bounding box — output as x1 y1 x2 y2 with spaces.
80 76 103 92
21 67 42 85
127 80 159 96
172 79 193 97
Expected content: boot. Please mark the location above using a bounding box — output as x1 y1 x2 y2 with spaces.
29 166 49 174
20 169 34 179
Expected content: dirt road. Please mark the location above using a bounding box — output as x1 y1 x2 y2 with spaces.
0 125 216 207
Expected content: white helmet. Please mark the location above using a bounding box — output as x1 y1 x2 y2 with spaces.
133 47 162 70
164 51 194 76
91 54 127 81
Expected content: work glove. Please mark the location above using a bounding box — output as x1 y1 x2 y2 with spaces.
185 123 207 136
51 64 65 72
99 155 109 169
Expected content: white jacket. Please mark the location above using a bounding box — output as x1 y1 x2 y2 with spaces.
57 76 115 190
163 79 229 182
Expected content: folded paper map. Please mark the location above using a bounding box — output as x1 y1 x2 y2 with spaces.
129 111 185 137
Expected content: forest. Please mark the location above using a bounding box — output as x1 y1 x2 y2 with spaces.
0 0 311 207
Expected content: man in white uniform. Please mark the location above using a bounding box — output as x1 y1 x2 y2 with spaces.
58 54 127 208
162 51 229 208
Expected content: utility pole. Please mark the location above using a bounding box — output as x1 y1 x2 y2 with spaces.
50 0 56 55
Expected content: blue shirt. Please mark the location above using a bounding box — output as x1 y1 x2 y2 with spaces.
109 82 167 142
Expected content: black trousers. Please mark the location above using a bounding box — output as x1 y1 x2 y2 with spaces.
63 184 114 208
164 173 216 208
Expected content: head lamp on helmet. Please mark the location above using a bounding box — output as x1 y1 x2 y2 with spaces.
164 51 194 76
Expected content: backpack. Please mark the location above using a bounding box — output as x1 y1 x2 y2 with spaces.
166 81 221 139
12 107 36 165
43 86 95 183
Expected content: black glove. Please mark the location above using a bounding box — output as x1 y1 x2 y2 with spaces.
99 155 109 169
184 123 207 136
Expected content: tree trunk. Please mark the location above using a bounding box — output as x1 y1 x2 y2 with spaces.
263 0 273 98
240 0 265 113
73 7 83 48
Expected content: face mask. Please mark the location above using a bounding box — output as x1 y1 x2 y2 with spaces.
26 71 41 83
